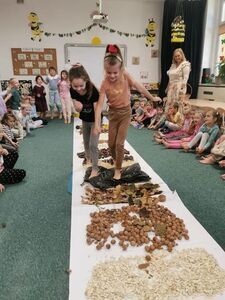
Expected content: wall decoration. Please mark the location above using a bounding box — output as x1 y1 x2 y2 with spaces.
1 80 32 95
171 16 185 43
91 36 102 45
145 18 157 47
11 48 57 76
44 23 146 39
132 57 140 65
28 12 43 42
140 71 148 80
151 49 159 58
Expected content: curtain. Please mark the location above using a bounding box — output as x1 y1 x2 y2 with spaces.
159 0 207 99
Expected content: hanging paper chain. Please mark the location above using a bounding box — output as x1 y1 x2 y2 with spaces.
44 23 146 38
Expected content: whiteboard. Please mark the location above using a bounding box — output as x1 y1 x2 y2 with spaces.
64 43 127 89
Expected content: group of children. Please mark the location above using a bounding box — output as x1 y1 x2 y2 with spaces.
131 97 225 180
0 66 79 191
33 67 75 124
1 42 224 192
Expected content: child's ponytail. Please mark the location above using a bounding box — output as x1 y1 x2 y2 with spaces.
213 110 222 128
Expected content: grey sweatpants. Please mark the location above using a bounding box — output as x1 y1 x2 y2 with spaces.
82 121 99 171
188 132 209 149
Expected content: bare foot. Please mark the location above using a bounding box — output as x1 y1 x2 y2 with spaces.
155 137 163 144
162 140 170 148
181 142 189 151
64 119 68 124
221 174 225 180
89 169 98 178
219 160 225 168
199 156 215 164
113 169 121 180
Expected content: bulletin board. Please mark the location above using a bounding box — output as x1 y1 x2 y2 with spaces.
11 48 57 76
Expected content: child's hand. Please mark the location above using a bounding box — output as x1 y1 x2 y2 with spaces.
37 93 41 97
0 148 8 155
0 183 5 192
93 126 101 136
154 97 162 103
12 141 19 148
74 101 83 113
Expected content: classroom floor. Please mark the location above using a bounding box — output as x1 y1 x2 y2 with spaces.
0 121 224 300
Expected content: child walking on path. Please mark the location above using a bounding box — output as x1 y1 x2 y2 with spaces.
45 67 62 119
58 70 72 124
32 75 48 118
94 44 161 180
69 64 100 178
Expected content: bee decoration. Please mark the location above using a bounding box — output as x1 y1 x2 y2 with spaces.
28 12 43 42
145 18 157 47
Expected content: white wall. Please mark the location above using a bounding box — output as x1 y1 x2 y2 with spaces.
0 0 164 89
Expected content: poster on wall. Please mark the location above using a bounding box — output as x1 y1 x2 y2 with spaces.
1 80 32 95
11 48 57 76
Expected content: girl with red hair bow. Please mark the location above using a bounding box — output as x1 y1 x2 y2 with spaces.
94 44 161 180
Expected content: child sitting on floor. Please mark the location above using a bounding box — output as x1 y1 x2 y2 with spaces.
159 102 183 133
18 104 43 134
138 102 157 129
182 110 221 154
29 96 48 125
133 99 146 123
155 105 193 143
0 124 26 192
199 134 225 180
161 111 204 149
1 113 19 152
131 100 140 121
148 106 164 129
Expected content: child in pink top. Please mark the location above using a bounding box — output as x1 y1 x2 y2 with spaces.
157 106 193 141
138 102 157 128
162 111 204 149
94 44 161 179
58 70 72 124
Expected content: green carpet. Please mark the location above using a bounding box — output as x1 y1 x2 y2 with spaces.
0 120 73 300
127 126 225 250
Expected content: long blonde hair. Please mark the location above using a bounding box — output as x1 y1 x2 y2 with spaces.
172 48 186 64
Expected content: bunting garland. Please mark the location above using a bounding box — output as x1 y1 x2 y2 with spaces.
44 23 146 39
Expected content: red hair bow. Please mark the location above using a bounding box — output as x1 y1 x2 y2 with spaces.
108 44 118 54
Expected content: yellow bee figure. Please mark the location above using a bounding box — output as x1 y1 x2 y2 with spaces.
28 12 43 42
145 18 157 47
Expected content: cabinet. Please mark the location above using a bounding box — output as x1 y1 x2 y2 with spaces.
197 84 225 103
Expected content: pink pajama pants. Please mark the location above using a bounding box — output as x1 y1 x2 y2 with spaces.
61 98 72 121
